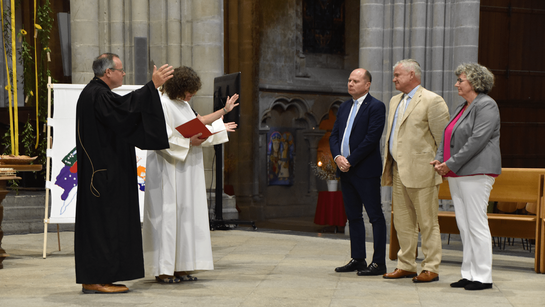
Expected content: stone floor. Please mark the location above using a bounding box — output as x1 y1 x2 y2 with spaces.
0 219 544 307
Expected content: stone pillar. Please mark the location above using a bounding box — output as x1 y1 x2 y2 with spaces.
109 0 124 59
359 0 480 224
191 0 223 114
446 0 481 111
70 0 100 84
149 0 167 68
360 1 385 101
223 0 261 220
181 0 193 66
428 1 447 95
166 0 182 68
190 1 224 190
303 129 326 193
124 0 148 84
360 0 479 105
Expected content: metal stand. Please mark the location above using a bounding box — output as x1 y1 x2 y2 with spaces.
209 144 256 231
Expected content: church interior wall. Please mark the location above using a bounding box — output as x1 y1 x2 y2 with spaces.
252 0 360 219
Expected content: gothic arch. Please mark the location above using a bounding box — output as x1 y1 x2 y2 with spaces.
261 96 317 130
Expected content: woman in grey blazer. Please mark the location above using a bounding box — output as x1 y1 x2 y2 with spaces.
431 63 500 291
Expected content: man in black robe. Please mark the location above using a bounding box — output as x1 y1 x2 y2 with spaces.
74 53 173 294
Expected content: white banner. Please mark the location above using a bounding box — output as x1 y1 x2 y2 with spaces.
48 84 147 224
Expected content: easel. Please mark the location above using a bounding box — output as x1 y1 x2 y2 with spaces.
42 77 61 258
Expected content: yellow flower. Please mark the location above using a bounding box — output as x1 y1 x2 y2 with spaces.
30 91 34 96
20 29 27 35
5 85 9 90
44 47 51 52
35 24 42 30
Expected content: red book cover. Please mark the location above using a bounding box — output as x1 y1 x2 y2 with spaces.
175 118 215 139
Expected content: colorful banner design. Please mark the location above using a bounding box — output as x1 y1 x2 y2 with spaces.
47 84 148 223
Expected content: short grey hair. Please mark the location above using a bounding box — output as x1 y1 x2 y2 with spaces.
93 53 119 77
455 63 495 94
394 59 422 78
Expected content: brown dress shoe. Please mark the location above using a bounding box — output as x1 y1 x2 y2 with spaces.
383 268 417 279
82 283 129 294
412 270 439 283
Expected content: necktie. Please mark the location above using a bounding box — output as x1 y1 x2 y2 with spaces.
391 95 408 160
342 101 358 157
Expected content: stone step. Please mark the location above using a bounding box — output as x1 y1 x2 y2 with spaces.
3 206 44 221
2 219 74 234
1 190 238 235
2 190 45 207
1 190 74 235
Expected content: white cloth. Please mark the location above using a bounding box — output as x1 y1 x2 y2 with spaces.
142 93 229 276
447 175 495 283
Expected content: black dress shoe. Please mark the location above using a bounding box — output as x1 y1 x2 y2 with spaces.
464 281 493 290
357 262 387 276
335 259 367 272
450 278 471 288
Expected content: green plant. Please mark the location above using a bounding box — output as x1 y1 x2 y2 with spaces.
1 1 54 188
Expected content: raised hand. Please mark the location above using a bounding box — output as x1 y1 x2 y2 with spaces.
224 94 240 112
224 122 238 132
152 64 174 88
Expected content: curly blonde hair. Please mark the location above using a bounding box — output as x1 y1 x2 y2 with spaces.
161 66 202 100
455 63 495 94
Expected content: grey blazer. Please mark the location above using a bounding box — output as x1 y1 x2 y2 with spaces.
435 93 501 176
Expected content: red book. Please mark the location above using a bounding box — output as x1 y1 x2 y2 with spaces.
175 118 215 139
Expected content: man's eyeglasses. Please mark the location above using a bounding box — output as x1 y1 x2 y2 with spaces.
110 67 125 73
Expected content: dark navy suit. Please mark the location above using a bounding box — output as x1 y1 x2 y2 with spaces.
329 93 386 264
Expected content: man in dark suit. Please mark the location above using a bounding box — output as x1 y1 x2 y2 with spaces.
329 68 387 276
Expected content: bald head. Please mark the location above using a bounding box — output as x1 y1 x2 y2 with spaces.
347 68 372 100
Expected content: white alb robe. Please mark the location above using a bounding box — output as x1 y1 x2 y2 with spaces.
143 93 228 276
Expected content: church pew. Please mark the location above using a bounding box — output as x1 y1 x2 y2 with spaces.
388 168 545 273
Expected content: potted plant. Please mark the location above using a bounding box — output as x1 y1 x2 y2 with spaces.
310 154 339 191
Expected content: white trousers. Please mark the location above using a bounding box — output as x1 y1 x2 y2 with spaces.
448 175 495 283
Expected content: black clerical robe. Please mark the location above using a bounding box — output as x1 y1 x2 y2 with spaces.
74 78 169 284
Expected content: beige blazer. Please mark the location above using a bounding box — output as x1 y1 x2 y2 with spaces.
381 86 450 188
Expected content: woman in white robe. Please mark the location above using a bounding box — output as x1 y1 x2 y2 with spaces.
143 66 239 283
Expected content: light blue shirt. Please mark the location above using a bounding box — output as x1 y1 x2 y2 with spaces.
389 85 420 155
340 94 367 157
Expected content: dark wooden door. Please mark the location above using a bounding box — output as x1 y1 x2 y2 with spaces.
479 0 545 167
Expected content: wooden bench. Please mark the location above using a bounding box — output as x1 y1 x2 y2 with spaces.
388 168 545 273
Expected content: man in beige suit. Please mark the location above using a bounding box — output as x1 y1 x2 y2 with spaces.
382 59 449 283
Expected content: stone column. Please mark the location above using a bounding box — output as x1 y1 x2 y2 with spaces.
190 1 224 189
359 0 480 224
303 129 326 193
360 0 481 114
446 0 481 110
428 1 447 95
360 1 385 101
123 0 148 84
109 0 124 58
149 0 167 68
70 0 100 84
181 0 193 66
166 0 182 68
